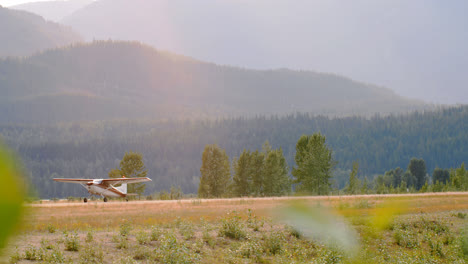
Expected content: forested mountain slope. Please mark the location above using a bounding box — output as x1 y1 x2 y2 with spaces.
0 7 82 57
2 106 465 198
61 0 468 104
0 41 424 124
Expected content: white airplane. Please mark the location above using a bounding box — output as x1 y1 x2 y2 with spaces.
53 176 152 202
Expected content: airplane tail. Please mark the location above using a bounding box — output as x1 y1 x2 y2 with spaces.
115 183 127 194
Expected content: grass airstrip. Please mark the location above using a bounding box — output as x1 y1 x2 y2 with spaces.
3 193 468 263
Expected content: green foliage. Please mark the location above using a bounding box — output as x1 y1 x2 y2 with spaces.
133 246 152 260
2 106 468 198
119 221 132 237
118 151 148 196
154 233 198 264
408 158 427 190
345 162 360 195
263 232 284 255
23 246 40 261
292 133 335 195
78 243 104 264
150 226 162 241
433 168 450 184
85 229 94 243
231 142 291 197
135 230 149 245
0 142 25 248
47 224 56 234
232 149 252 197
170 185 183 200
63 231 80 251
198 144 231 198
218 211 247 240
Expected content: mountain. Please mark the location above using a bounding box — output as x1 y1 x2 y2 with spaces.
11 0 94 22
0 6 82 57
0 41 425 124
61 0 468 104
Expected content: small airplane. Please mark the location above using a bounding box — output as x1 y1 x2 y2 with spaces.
53 176 152 202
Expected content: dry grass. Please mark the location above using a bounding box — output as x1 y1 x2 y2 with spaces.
3 193 468 263
23 192 468 231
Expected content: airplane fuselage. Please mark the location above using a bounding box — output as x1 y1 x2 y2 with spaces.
84 183 125 198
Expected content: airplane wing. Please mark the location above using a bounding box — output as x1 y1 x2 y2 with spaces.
101 177 152 186
53 177 151 186
53 178 93 184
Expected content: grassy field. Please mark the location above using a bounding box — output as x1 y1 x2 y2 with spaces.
3 193 468 263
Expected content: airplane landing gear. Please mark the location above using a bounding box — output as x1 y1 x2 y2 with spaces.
103 197 108 202
83 197 88 203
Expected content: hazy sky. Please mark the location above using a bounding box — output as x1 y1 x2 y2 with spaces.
1 0 51 7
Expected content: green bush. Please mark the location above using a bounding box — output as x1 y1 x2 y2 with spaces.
150 226 162 241
120 221 132 237
85 229 94 243
79 243 104 264
64 231 80 252
24 246 40 261
133 246 152 260
136 230 149 245
263 232 284 255
47 224 56 234
218 211 246 240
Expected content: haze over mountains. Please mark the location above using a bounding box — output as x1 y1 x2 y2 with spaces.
0 41 424 124
52 0 467 104
10 0 93 22
0 6 82 57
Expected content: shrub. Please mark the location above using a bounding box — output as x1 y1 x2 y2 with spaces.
120 221 132 237
116 235 129 249
237 240 263 259
79 243 104 264
263 232 284 255
150 226 162 241
42 248 65 263
64 231 80 251
393 229 419 249
133 246 152 260
9 248 22 264
202 230 215 248
47 224 56 234
180 222 195 240
85 229 94 243
154 233 199 263
24 246 40 261
40 238 54 250
218 211 246 240
136 230 149 245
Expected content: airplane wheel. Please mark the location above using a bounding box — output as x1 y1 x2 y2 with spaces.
103 197 108 202
83 198 88 203
126 198 129 202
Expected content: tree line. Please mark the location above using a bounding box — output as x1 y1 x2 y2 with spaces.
0 106 466 198
197 135 467 198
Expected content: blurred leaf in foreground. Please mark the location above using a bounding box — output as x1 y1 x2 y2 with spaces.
275 201 359 256
0 142 25 249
